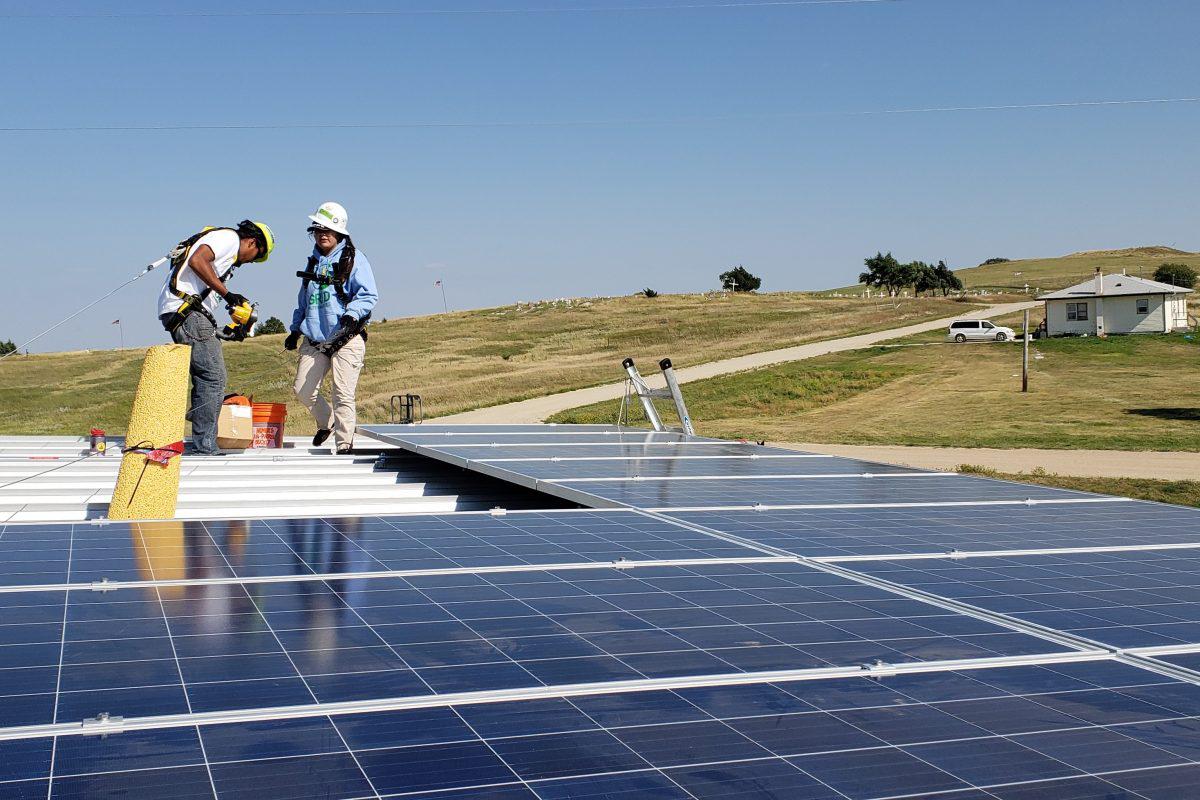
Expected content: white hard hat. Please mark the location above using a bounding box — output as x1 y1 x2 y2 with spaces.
308 201 349 236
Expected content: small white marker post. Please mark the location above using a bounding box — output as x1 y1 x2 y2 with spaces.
1022 309 1030 392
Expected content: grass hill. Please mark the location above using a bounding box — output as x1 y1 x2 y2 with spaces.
0 292 972 435
831 246 1200 295
953 247 1200 293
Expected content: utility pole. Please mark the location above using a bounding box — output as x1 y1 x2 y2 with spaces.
1021 309 1030 393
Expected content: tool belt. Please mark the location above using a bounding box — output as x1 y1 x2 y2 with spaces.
308 313 370 356
161 295 218 334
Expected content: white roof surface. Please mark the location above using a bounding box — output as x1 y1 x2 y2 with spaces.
1039 273 1194 300
0 436 461 523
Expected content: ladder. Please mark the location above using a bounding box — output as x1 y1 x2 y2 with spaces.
619 357 695 435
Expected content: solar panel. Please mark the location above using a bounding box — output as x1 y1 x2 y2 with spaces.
841 549 1200 649
474 456 929 480
548 474 1102 511
0 561 1080 731
7 423 1199 797
357 424 1116 513
0 510 773 587
4 658 1196 799
665 501 1195 559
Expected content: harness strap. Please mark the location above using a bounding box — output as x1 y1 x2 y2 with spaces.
121 440 185 466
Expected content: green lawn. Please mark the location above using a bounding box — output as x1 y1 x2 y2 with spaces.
0 292 970 435
550 329 1200 451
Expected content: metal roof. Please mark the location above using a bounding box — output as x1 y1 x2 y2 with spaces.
0 435 567 523
1039 272 1194 299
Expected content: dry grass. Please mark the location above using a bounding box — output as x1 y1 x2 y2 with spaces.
0 292 969 435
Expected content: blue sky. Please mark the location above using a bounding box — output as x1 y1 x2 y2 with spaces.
3 0 1199 352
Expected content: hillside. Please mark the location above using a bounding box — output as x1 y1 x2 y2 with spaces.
0 292 973 435
953 247 1200 292
832 246 1200 295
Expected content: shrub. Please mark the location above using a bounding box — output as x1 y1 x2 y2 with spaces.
254 316 287 336
642 288 659 298
1154 263 1198 289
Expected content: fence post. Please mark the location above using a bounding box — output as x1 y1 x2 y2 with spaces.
1022 309 1030 393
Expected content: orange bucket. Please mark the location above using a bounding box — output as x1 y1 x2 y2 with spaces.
250 402 288 448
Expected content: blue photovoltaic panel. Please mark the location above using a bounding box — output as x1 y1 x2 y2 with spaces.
476 456 928 480
0 562 1072 729
843 549 1200 649
4 659 1198 799
396 442 799 463
0 510 770 587
365 424 637 435
666 501 1191 558
551 474 1098 510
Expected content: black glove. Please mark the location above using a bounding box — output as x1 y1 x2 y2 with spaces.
223 292 249 309
284 331 301 351
338 314 356 328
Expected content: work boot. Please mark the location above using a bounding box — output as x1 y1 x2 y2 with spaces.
336 443 353 455
312 429 332 447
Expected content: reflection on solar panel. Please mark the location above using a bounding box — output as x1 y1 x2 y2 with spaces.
666 502 1197 559
0 510 771 587
2 423 1198 798
841 550 1200 649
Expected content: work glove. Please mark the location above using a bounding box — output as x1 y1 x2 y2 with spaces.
223 292 249 309
338 314 356 329
284 331 301 351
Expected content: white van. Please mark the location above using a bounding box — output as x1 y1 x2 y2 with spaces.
946 319 1016 343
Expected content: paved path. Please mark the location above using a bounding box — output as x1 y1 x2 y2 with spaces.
436 301 1038 424
786 442 1200 480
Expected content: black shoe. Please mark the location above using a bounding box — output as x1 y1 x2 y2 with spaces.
312 429 332 447
336 444 353 455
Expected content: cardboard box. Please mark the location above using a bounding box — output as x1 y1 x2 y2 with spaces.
216 403 254 450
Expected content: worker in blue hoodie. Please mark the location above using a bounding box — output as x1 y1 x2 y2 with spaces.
285 202 379 454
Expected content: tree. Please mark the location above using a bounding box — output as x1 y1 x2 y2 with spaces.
933 260 963 296
0 339 15 355
910 261 939 296
859 252 906 296
254 316 287 336
641 288 659 298
981 258 1011 266
1154 263 1198 289
719 265 762 292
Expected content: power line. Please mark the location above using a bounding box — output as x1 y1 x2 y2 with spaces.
1 97 1196 133
0 0 900 19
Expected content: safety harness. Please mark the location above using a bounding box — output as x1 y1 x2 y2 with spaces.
161 228 245 333
296 238 370 354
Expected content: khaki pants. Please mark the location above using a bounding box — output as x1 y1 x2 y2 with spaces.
293 335 366 449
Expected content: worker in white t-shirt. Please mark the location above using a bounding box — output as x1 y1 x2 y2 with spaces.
157 220 275 455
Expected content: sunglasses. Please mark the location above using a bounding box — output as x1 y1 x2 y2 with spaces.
308 226 337 236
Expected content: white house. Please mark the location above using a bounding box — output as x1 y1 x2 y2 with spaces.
1039 270 1193 336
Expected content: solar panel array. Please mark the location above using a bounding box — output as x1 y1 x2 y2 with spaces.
1 423 1199 798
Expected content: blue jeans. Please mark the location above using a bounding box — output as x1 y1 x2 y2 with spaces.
165 312 226 454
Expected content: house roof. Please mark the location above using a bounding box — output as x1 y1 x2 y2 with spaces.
1039 273 1194 300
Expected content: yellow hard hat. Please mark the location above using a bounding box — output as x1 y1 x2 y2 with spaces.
238 220 275 263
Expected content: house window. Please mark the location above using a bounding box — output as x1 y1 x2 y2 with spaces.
1066 302 1089 321
1136 298 1149 314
